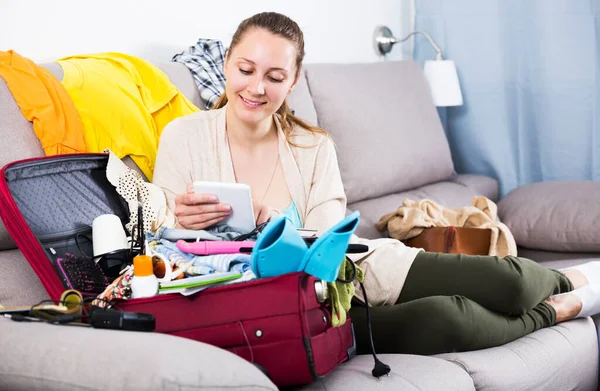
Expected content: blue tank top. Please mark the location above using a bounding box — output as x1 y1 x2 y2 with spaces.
279 200 302 228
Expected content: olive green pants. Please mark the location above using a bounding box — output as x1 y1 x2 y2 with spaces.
349 252 573 355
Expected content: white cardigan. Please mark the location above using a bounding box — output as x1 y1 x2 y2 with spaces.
152 106 421 306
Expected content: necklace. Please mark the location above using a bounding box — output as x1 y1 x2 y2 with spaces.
227 131 280 205
258 153 280 204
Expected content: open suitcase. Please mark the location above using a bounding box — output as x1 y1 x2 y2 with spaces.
0 153 356 387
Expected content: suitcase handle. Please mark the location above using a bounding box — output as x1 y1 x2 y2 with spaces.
303 237 369 254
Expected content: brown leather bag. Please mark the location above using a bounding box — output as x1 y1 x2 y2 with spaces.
402 227 491 255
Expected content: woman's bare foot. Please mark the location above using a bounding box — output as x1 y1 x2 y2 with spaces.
545 293 583 323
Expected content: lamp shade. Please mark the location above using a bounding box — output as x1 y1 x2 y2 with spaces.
423 60 463 107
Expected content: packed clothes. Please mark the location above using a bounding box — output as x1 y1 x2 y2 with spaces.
148 226 255 277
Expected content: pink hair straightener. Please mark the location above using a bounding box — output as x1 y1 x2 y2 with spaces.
175 240 255 255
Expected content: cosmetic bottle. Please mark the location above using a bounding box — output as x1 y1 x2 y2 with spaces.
130 255 158 299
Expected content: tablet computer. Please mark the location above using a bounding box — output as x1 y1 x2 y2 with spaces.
193 181 256 233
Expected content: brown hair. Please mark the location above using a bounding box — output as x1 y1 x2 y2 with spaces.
213 12 327 143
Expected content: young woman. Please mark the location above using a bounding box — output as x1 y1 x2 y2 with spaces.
153 11 600 356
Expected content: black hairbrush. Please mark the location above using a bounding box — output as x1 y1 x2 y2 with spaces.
56 253 109 294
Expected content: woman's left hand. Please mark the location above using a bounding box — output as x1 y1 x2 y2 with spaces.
252 199 273 226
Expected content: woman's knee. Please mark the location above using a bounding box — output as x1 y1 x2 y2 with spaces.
497 256 539 314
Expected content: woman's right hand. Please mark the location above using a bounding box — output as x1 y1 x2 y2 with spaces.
174 184 232 230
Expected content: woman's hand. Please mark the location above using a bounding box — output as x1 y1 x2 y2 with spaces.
252 199 273 226
174 184 232 230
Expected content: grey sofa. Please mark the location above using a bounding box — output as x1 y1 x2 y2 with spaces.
0 59 598 390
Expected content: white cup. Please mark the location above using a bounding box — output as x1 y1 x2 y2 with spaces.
92 214 129 257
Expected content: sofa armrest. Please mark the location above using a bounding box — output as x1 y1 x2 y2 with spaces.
0 317 277 391
449 174 499 202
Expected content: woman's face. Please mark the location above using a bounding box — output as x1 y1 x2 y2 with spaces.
223 28 298 127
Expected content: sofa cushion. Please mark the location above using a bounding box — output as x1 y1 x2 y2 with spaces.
498 181 600 252
538 256 600 271
299 354 474 391
287 70 318 126
435 317 598 391
0 249 48 307
304 61 455 204
0 316 278 391
518 247 600 267
349 180 490 239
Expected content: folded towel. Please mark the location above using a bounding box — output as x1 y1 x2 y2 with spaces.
328 258 364 327
376 196 517 258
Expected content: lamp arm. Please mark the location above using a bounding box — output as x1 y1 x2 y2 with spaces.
394 30 444 60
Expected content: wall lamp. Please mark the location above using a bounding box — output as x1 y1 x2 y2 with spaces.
373 26 463 107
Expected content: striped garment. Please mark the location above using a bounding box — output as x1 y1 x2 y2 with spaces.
172 39 226 110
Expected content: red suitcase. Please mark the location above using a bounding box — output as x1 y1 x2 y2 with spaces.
0 153 356 387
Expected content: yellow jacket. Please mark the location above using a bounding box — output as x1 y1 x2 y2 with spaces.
0 50 86 155
58 52 200 179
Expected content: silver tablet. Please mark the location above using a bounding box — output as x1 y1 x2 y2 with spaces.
193 181 256 233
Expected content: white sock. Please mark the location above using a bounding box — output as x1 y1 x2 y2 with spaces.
565 261 600 285
570 284 600 318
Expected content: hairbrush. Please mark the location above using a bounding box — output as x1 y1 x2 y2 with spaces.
56 253 109 294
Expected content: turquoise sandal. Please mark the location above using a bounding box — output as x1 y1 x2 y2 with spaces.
251 215 308 278
297 211 360 282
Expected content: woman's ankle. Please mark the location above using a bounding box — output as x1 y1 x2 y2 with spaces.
545 293 582 323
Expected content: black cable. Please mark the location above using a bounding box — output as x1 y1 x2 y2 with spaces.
27 299 82 325
334 257 390 378
232 221 268 241
20 296 119 326
358 282 391 379
75 233 93 257
336 257 357 284
137 190 145 255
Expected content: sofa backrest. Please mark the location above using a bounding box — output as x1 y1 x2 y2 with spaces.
301 61 455 205
286 71 318 126
154 63 203 109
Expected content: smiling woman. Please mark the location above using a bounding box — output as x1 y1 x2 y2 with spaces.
153 12 342 234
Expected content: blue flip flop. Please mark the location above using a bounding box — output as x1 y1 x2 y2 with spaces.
251 215 308 278
297 211 360 282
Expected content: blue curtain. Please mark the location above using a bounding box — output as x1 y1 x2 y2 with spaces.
414 0 600 196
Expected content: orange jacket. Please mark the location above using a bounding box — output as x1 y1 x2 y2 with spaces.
0 50 86 155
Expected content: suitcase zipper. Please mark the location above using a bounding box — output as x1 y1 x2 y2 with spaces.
2 153 107 173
